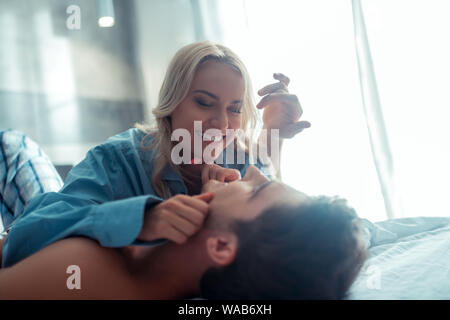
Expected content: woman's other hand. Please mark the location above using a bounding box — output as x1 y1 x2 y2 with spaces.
257 73 311 139
201 163 241 185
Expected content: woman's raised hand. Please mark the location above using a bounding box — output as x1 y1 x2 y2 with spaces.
257 73 311 139
137 164 240 245
138 192 213 244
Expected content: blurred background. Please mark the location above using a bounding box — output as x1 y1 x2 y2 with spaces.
1 0 449 224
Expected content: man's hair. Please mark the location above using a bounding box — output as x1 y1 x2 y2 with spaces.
200 196 369 299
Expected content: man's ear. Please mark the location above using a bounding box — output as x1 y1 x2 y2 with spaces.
205 233 238 267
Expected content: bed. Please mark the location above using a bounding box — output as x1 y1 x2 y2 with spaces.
348 217 450 299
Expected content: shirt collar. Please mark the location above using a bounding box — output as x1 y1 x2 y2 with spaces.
161 163 184 182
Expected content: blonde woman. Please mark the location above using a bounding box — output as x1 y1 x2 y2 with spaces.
1 41 310 269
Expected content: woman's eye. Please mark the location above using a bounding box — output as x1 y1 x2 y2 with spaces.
229 106 242 114
195 98 212 107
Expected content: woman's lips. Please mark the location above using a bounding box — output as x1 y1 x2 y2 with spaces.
192 130 237 163
195 130 224 141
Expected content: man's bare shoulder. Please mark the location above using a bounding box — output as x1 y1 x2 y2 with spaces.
0 237 143 299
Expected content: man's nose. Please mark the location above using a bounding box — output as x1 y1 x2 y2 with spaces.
209 110 229 133
242 165 270 184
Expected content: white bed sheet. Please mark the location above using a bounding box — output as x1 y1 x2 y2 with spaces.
348 217 450 299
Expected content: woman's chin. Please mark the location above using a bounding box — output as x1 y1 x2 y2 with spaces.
192 141 225 164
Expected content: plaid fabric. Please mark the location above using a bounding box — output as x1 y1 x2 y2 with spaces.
0 130 63 231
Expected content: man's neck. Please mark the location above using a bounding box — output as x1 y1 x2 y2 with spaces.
126 243 206 299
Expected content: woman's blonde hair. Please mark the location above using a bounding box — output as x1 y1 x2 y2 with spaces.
136 41 259 199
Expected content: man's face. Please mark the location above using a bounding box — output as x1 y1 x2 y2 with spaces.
203 166 306 223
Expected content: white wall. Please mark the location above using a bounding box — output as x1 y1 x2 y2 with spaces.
0 0 144 165
133 0 198 122
0 0 141 101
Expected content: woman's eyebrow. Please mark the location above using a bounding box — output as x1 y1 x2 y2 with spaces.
193 90 242 104
194 90 219 100
249 180 274 201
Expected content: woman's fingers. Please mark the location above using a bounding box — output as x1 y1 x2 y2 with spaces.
202 164 225 184
166 210 201 236
273 73 290 86
140 192 214 243
292 121 312 132
210 166 220 181
202 164 241 184
178 193 211 215
281 121 312 138
160 193 216 244
257 73 290 96
220 169 241 182
169 201 206 226
193 192 214 203
213 168 240 182
256 93 300 110
163 224 189 244
258 81 288 96
202 165 211 185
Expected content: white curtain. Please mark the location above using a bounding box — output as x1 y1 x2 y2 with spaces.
352 0 401 219
358 0 450 219
209 0 450 221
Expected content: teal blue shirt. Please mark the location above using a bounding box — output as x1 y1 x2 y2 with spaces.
2 128 268 268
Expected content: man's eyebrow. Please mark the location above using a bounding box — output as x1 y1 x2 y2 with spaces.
249 180 275 201
193 90 242 104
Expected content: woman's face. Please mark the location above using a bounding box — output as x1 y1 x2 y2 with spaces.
170 60 244 162
203 166 306 222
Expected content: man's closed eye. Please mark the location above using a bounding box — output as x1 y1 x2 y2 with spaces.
249 181 274 201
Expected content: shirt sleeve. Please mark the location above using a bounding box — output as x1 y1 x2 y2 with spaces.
2 142 162 268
